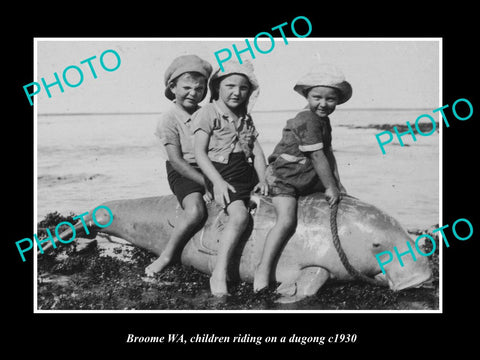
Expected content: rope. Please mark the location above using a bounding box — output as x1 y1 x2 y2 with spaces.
330 200 382 286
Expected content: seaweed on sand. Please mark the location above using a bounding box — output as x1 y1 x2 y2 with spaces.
36 213 439 311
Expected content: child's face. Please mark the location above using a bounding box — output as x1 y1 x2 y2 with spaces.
217 74 251 110
306 86 339 118
170 73 207 113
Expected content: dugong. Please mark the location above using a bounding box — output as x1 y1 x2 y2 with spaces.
44 193 432 303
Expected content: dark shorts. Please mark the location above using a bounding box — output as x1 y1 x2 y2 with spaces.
265 164 325 198
205 152 258 205
166 161 205 206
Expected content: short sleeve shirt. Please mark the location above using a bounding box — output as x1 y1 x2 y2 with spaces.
155 103 198 163
267 108 332 191
192 101 259 164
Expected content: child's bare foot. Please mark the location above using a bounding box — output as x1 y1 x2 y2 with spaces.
209 273 229 297
145 255 170 277
253 266 270 292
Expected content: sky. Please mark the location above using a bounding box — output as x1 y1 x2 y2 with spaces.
34 38 440 114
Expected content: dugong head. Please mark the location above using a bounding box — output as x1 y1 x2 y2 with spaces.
297 194 433 292
372 229 433 291
354 208 433 291
331 197 433 292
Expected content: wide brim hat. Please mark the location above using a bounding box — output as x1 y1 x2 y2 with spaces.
208 60 260 112
164 54 213 101
294 63 352 104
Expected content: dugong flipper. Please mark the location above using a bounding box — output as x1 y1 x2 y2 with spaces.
275 267 331 303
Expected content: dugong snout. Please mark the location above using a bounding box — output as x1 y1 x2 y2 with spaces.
380 240 433 291
387 268 432 291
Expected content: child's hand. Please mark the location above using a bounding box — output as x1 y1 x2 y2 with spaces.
325 186 341 207
253 181 269 196
213 180 236 209
203 188 213 204
239 132 254 144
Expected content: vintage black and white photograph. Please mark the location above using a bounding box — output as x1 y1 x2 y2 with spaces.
33 38 441 312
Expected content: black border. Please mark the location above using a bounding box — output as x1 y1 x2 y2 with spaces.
6 6 479 354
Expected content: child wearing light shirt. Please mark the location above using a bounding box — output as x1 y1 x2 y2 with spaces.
146 55 213 276
193 60 268 296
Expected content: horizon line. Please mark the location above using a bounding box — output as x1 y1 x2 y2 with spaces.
37 108 435 116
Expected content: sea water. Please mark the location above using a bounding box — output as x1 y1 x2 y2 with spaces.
36 109 439 231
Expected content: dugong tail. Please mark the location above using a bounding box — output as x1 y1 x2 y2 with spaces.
38 208 110 254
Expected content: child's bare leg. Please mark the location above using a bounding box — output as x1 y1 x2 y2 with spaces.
254 196 297 292
210 200 249 296
145 192 206 276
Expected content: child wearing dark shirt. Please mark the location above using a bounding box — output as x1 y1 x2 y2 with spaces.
254 64 352 292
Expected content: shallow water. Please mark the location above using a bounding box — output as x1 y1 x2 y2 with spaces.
37 109 439 230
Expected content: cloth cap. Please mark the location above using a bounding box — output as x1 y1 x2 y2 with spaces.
209 60 260 112
294 63 352 104
164 55 213 100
